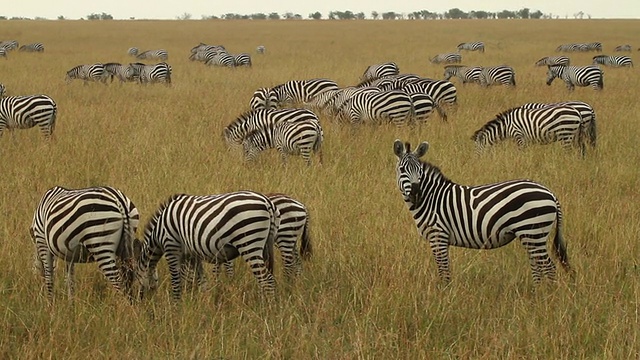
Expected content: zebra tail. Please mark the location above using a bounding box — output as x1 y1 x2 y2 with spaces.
434 101 447 122
588 113 597 148
264 201 280 275
553 201 573 275
577 119 587 159
300 216 313 260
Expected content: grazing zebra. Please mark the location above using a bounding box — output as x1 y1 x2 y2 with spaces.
592 55 633 68
478 65 516 87
457 42 485 53
326 86 381 117
249 87 278 111
443 65 482 84
356 73 421 89
133 191 279 300
224 108 320 148
360 62 400 81
429 53 462 64
104 63 136 83
30 186 140 301
242 118 324 165
0 95 57 139
337 90 414 126
0 83 5 97
0 40 19 51
586 42 603 52
204 53 235 67
535 56 570 66
270 78 339 108
471 105 587 156
393 140 572 284
233 53 252 67
0 47 6 59
182 193 312 286
519 101 597 149
401 79 457 121
65 63 108 84
614 44 632 52
127 47 139 56
305 88 343 114
546 65 603 91
19 43 45 52
136 49 169 61
135 62 172 85
256 45 265 54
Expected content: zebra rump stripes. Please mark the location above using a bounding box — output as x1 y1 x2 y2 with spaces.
457 42 485 52
479 65 516 87
429 53 462 64
19 43 45 52
360 62 400 81
134 191 279 300
30 186 140 301
519 101 597 149
535 56 570 66
393 140 572 284
0 95 57 139
592 55 633 68
546 65 603 91
65 63 108 84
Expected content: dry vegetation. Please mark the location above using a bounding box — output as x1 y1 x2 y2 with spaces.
0 19 638 359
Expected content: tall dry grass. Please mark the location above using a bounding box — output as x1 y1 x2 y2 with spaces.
0 19 638 359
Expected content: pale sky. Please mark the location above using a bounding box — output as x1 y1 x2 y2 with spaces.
6 0 640 20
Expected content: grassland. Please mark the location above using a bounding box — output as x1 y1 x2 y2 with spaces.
0 19 638 359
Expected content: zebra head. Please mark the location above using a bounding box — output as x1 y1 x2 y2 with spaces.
394 140 429 205
546 65 563 85
132 237 159 300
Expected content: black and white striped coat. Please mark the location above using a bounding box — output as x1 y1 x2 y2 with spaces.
0 40 19 51
399 79 457 121
104 63 137 83
242 117 324 165
0 83 6 97
326 86 381 117
457 42 485 53
134 191 279 300
592 55 633 68
204 53 235 67
535 56 570 66
471 105 587 156
136 49 169 61
19 43 44 52
443 65 482 84
429 53 462 64
233 53 252 67
256 45 266 54
249 88 279 111
133 62 172 84
0 47 6 59
224 108 319 147
546 65 603 91
393 140 572 283
30 186 140 301
337 90 414 126
479 65 516 87
270 79 339 108
0 95 57 139
66 63 108 84
360 62 400 81
614 45 632 52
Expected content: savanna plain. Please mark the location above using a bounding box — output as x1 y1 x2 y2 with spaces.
0 19 638 359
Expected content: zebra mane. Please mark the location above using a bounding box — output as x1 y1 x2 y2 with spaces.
144 193 184 236
418 158 453 184
226 110 258 130
471 107 521 140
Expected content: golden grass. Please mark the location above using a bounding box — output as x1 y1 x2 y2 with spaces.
0 19 638 359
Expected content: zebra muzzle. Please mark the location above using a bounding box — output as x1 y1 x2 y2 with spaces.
409 183 421 204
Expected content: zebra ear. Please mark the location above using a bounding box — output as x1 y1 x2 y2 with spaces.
414 142 429 158
393 139 406 157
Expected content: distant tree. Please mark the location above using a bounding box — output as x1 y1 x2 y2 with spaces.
420 10 437 19
381 12 396 20
530 10 543 19
87 13 99 20
355 12 365 20
268 12 280 20
57 15 65 20
309 12 322 20
445 8 467 19
371 11 379 20
252 13 267 20
497 10 516 19
100 12 113 20
517 8 530 19
0 16 6 20
328 11 336 20
35 16 47 20
283 12 294 19
176 12 192 20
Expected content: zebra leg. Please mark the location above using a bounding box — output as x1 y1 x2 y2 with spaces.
238 249 276 298
521 237 555 283
165 253 183 300
65 261 75 299
278 241 301 279
94 252 128 297
40 251 56 301
429 235 452 283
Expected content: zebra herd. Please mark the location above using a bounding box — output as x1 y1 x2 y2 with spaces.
30 185 312 301
0 40 44 58
189 42 253 67
65 62 172 85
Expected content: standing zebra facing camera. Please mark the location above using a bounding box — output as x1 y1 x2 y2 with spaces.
393 139 573 284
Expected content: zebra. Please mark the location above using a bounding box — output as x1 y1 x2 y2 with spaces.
535 56 570 66
136 49 169 61
471 105 587 157
0 47 6 59
518 101 597 149
393 140 572 284
256 45 265 54
19 43 45 52
360 62 400 82
614 44 632 52
0 95 57 139
399 79 457 121
135 62 172 85
0 83 5 97
104 63 137 83
457 42 485 53
30 186 140 301
249 88 278 111
429 53 462 64
336 90 415 126
270 78 339 108
305 88 344 114
586 42 603 52
242 118 324 165
127 47 139 57
0 40 19 51
355 73 421 88
546 65 603 91
555 43 587 52
326 86 381 117
224 108 320 148
182 193 312 286
443 65 482 84
592 55 633 68
133 191 279 300
204 53 235 67
65 63 108 84
233 53 252 67
478 65 516 87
